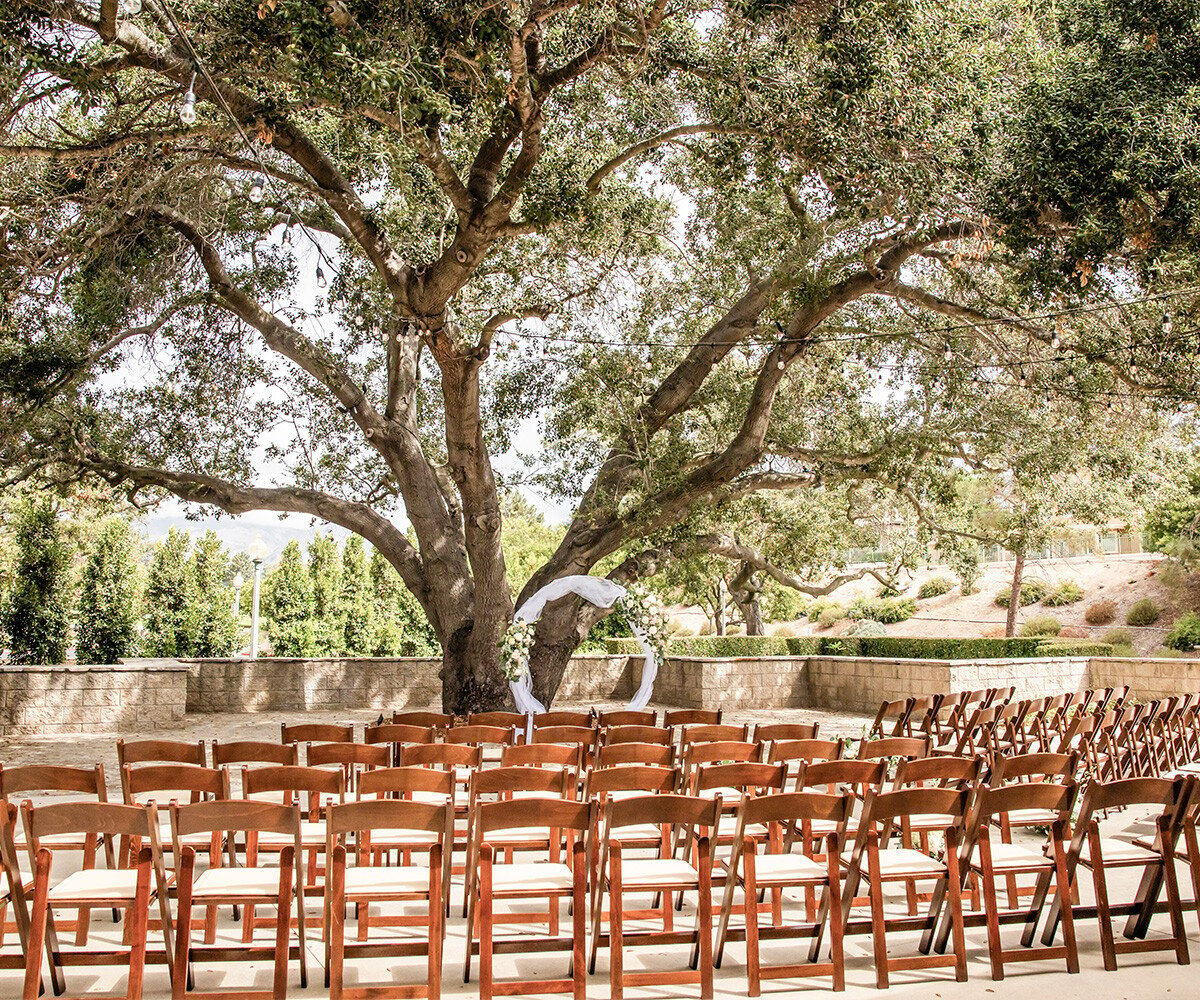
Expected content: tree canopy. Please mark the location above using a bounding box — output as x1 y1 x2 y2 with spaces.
2 0 1199 708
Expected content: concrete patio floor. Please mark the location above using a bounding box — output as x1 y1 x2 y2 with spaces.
1 703 1197 999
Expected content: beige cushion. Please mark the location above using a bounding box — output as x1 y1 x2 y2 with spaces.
343 866 430 895
191 867 287 899
49 869 142 902
256 821 324 848
1091 839 1161 865
482 826 556 845
973 842 1052 872
1003 808 1059 826
615 858 699 888
842 847 946 878
748 854 827 884
360 829 440 849
488 862 574 892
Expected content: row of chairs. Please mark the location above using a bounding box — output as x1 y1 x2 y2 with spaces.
5 712 1200 999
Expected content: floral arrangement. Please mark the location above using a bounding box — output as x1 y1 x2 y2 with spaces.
615 582 672 667
499 618 536 681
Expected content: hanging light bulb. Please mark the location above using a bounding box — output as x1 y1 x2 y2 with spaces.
281 224 293 246
247 174 265 204
1163 311 1174 336
119 0 142 14
178 72 198 125
1017 365 1028 387
943 342 953 362
776 359 785 370
315 264 327 289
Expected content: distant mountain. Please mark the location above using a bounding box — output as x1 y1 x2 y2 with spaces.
138 509 353 563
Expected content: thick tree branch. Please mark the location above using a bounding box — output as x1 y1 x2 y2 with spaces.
587 124 756 195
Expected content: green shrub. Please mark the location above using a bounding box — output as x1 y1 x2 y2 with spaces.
846 618 888 638
605 635 798 657
917 576 953 599
1019 614 1062 638
817 606 844 629
847 596 916 624
1035 640 1114 657
1104 627 1134 645
142 527 198 658
1150 645 1187 658
1085 599 1117 625
76 518 137 664
807 598 843 623
875 583 902 598
264 541 315 657
1126 598 1162 627
1108 643 1138 658
854 637 1044 659
1164 612 1200 651
1043 581 1085 606
994 578 1049 608
3 497 70 665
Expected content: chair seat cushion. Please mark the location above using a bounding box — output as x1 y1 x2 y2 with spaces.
361 829 440 849
483 826 554 845
192 867 287 899
158 820 220 848
972 842 1052 872
615 858 700 888
842 847 946 878
489 862 575 892
901 813 954 833
49 869 142 902
408 790 453 805
343 866 431 895
1003 808 1059 826
613 822 667 842
749 853 828 884
256 821 325 848
1092 838 1161 865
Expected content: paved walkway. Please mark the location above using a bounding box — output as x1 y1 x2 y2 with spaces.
1 703 1197 999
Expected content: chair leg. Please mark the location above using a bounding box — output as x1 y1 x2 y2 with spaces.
946 838 968 983
125 849 153 1000
1160 844 1191 966
572 842 586 1000
479 846 494 1000
826 848 846 993
1089 838 1118 972
610 849 625 1000
430 842 444 1000
273 846 295 1000
744 849 761 997
21 849 50 1000
173 849 196 1000
1053 844 1079 975
867 840 889 990
328 846 345 999
980 865 1004 981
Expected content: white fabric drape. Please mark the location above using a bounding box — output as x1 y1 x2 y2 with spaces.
507 574 659 719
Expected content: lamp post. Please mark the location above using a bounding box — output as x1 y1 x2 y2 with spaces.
247 536 268 659
232 573 244 618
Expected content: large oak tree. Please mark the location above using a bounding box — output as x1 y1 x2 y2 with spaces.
2 0 1199 709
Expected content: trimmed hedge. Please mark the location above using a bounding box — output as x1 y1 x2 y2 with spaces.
603 634 1112 659
847 596 917 624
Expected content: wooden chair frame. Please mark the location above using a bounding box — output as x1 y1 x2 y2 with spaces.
597 710 658 727
280 722 354 747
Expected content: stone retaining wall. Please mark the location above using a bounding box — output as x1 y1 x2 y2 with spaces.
185 653 632 713
0 660 188 736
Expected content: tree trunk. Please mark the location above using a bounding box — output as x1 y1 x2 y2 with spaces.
1005 547 1025 638
714 579 727 635
729 562 764 636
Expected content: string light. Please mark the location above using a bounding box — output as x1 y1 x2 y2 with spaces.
315 264 326 289
280 224 292 246
178 72 197 125
247 174 265 204
943 342 953 361
1164 311 1174 336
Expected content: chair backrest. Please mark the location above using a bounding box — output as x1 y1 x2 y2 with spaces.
241 764 345 816
971 780 1076 825
664 709 723 728
991 751 1078 783
306 741 391 772
766 739 843 765
1081 775 1183 814
892 754 981 791
595 742 676 768
598 709 658 727
684 740 761 769
400 743 482 770
475 796 593 837
754 722 820 743
861 786 969 831
171 798 300 838
533 710 595 728
122 763 229 806
392 710 453 728
23 800 153 843
117 738 207 768
0 763 107 801
692 761 785 796
605 792 720 832
442 724 514 746
467 711 525 728
681 724 750 745
584 764 678 799
364 723 435 747
501 743 581 769
327 797 453 842
468 765 572 802
211 740 298 768
855 735 931 761
357 766 455 801
869 697 913 738
602 724 672 746
798 758 887 795
528 725 599 750
280 722 354 744
740 788 852 829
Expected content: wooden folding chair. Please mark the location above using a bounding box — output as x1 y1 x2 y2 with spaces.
355 768 456 892
838 786 970 989
501 743 582 771
598 709 658 727
308 742 391 794
281 722 354 748
681 741 762 796
0 764 115 947
665 709 723 728
118 740 207 770
766 740 843 791
464 797 593 1000
365 724 436 766
682 724 751 746
0 802 29 967
589 793 720 999
855 736 931 762
868 698 914 739
948 780 1079 980
467 712 526 729
169 799 306 1000
715 790 852 994
1041 775 1191 971
324 798 453 999
211 741 298 770
601 725 672 747
20 801 174 1000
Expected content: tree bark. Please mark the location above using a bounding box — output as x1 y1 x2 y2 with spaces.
1005 546 1025 638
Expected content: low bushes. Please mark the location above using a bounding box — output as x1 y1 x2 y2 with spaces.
817 606 845 629
917 576 954 599
994 578 1049 607
1018 614 1062 638
1104 627 1134 645
1034 640 1115 657
1164 612 1200 652
807 598 844 623
1043 581 1085 606
846 619 888 638
847 596 917 624
1084 599 1117 625
1126 598 1162 626
603 634 1116 659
